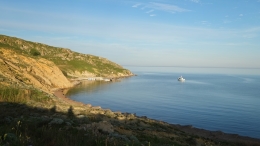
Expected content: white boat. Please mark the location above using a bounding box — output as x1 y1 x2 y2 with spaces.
178 76 185 82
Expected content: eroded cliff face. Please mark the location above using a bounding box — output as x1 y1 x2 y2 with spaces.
0 48 73 92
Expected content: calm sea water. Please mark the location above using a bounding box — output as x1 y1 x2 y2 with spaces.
66 67 260 139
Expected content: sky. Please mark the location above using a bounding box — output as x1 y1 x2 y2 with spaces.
1 0 260 68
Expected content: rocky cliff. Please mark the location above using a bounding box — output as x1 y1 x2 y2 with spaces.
0 48 73 92
0 34 133 92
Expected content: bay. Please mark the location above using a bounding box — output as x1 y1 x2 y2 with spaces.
66 67 260 139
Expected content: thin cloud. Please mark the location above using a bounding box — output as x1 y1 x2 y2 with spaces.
150 14 156 17
132 3 141 8
146 9 154 13
201 21 208 25
191 0 200 3
239 14 243 17
148 2 190 13
132 2 190 14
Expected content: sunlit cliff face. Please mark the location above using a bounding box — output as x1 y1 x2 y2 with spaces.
0 48 73 92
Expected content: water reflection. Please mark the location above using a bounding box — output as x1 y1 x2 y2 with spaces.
66 81 113 97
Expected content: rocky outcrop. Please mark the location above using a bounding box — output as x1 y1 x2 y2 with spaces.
67 70 96 78
0 48 73 92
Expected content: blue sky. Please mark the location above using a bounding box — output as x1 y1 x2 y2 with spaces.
1 0 260 68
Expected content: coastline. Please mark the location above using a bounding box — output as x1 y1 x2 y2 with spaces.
53 88 85 106
51 75 134 106
50 78 260 145
50 75 133 107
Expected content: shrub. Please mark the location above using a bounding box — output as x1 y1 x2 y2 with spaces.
30 49 41 56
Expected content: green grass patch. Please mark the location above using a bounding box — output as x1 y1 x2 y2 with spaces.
0 86 50 103
67 60 95 72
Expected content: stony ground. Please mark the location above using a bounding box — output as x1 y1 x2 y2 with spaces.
1 89 260 146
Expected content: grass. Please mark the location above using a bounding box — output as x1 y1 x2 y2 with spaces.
67 59 95 73
0 86 29 103
0 86 50 103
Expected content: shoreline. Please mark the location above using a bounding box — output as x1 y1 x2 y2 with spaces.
52 75 134 105
53 88 85 106
51 78 260 144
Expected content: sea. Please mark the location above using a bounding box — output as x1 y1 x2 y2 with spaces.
66 67 260 139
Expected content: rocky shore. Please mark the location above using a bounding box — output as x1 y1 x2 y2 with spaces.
49 81 260 145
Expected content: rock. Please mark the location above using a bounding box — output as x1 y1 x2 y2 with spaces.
77 115 86 118
85 104 92 108
114 111 122 115
104 109 116 118
90 110 99 114
93 121 114 134
49 118 64 125
92 106 101 110
116 115 126 121
126 113 136 120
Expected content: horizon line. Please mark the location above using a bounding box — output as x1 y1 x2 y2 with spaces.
122 65 260 69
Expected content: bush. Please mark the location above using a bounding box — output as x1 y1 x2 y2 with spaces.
30 49 41 56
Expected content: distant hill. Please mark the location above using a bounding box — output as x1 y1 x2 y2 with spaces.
0 34 133 92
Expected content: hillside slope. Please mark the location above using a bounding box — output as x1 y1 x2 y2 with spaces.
0 34 133 93
0 34 133 78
